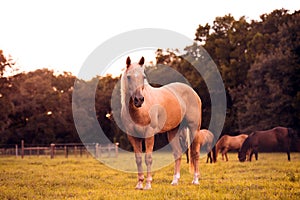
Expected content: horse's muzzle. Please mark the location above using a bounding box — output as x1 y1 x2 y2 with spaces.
133 96 144 108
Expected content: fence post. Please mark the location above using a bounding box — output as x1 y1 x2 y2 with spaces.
21 140 24 159
115 143 119 157
74 146 77 158
108 144 111 157
99 144 102 157
64 145 68 158
15 144 18 158
50 143 55 159
95 143 99 158
80 146 83 157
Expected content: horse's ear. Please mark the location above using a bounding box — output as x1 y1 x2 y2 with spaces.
126 57 131 68
139 57 145 66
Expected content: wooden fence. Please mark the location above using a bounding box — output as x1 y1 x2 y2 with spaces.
0 140 119 159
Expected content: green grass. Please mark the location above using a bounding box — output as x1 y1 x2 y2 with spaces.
0 153 299 199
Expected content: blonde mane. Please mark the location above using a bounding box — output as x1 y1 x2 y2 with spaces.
120 70 128 108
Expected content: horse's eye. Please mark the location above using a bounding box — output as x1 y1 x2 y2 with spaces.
127 76 131 80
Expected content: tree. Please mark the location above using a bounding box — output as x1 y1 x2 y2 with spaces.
0 50 14 77
229 10 300 132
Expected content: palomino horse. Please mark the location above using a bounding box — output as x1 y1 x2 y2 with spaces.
214 134 248 162
182 129 214 164
121 57 202 189
238 127 295 162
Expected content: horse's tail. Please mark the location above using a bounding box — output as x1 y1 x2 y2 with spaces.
238 134 251 162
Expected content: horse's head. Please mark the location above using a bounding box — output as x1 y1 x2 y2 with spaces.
238 136 251 162
125 56 146 108
238 150 247 162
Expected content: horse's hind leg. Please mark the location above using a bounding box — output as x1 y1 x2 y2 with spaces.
225 152 229 161
190 133 200 185
221 149 227 161
128 135 144 189
254 151 258 160
144 136 155 190
190 129 201 184
168 128 182 185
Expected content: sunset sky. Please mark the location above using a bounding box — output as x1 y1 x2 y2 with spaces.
0 0 299 77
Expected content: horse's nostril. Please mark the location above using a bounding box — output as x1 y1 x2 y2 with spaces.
134 97 139 104
140 97 144 102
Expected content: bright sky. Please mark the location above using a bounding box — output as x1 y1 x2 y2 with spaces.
0 0 299 77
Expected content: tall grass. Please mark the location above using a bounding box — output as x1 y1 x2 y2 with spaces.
0 153 299 199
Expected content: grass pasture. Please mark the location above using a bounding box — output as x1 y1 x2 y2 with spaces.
0 153 299 200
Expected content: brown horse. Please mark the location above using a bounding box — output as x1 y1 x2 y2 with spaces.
214 134 248 162
121 57 202 189
238 127 294 162
182 129 214 164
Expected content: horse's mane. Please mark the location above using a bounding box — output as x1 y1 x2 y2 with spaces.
120 70 127 108
240 134 252 153
238 133 253 161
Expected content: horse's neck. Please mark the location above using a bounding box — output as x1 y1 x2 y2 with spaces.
241 137 251 152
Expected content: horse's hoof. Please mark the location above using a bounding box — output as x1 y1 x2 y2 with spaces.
144 183 152 190
135 186 143 190
192 180 199 185
171 180 179 186
135 182 143 190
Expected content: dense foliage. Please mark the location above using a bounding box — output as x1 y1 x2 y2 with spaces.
0 9 299 149
159 9 300 134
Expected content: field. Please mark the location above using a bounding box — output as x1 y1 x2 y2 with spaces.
0 153 299 200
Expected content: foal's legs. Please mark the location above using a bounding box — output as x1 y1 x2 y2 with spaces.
144 136 154 190
168 128 182 185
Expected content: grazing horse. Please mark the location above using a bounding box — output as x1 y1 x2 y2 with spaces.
214 134 248 162
238 127 294 162
182 129 214 164
121 57 202 189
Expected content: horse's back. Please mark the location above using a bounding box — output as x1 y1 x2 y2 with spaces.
251 127 290 151
199 129 214 144
239 134 248 140
163 82 202 129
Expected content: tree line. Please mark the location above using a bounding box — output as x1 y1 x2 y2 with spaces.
0 9 299 150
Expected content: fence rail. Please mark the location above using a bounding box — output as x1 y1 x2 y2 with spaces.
0 140 119 159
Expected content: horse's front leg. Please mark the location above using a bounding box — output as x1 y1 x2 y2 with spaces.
127 135 144 189
144 136 154 190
